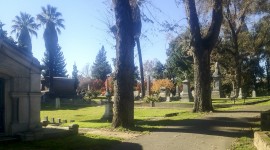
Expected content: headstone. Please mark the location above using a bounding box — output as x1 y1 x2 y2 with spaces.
252 90 256 98
102 77 113 122
166 96 171 102
146 75 150 96
238 88 243 99
51 118 55 123
175 85 180 97
211 62 221 98
69 124 79 134
159 87 167 98
55 98 60 109
44 116 48 122
230 90 235 97
134 91 139 97
181 78 193 102
57 118 61 123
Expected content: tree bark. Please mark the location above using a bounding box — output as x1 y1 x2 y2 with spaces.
185 0 223 112
112 0 135 128
193 50 213 112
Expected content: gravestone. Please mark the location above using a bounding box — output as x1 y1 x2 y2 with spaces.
159 87 167 98
211 62 221 98
181 78 193 102
55 98 61 109
101 77 113 122
238 88 243 99
252 90 256 98
166 96 171 102
146 75 151 96
175 85 180 97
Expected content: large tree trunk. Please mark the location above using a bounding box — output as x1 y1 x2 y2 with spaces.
185 0 223 112
135 38 145 98
112 0 135 128
193 50 213 112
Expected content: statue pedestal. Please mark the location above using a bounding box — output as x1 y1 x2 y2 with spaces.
181 79 193 102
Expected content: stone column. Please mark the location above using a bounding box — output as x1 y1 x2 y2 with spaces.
211 62 221 98
252 90 256 98
238 88 243 99
146 75 150 96
181 79 192 102
102 76 113 122
175 85 180 98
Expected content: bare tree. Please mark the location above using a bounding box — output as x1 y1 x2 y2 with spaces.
184 0 223 112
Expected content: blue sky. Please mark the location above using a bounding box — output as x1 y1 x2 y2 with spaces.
0 0 186 76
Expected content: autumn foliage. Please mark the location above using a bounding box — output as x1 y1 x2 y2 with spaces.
151 79 174 94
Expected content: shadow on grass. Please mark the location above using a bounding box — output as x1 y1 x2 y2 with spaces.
81 119 111 123
0 133 126 150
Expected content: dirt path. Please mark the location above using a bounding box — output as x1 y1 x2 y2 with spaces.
110 105 270 150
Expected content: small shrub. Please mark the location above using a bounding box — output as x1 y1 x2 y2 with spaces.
143 95 160 103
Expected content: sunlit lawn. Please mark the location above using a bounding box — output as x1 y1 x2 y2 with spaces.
41 104 201 130
8 96 270 150
40 96 270 129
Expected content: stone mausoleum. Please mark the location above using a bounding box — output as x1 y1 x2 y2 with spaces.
0 39 41 136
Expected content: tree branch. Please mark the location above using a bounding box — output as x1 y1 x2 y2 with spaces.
203 0 223 51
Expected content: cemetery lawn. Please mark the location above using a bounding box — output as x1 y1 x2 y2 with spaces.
41 104 202 130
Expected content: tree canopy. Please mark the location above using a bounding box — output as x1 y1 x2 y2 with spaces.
91 46 112 81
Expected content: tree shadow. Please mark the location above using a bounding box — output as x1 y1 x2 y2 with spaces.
1 132 123 150
132 115 259 138
110 142 143 150
41 103 103 111
214 110 263 113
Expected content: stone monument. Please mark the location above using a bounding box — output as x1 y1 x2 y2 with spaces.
146 75 151 96
252 90 256 98
181 76 193 102
212 62 221 98
175 85 180 98
238 88 243 99
102 77 113 122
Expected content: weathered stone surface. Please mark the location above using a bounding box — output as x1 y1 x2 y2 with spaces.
181 79 193 102
212 62 221 98
0 39 41 136
254 131 270 150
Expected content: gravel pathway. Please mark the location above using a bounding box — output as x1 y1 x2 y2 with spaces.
111 105 270 150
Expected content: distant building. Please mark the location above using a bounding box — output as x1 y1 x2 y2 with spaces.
41 77 77 99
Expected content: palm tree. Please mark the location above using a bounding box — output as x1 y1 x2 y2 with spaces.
130 0 144 97
0 21 7 38
11 12 39 54
37 5 65 95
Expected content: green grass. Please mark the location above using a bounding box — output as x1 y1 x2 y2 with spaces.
41 104 201 131
0 133 121 150
230 137 256 150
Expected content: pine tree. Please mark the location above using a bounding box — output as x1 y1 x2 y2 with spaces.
91 46 112 81
72 62 79 90
42 45 67 86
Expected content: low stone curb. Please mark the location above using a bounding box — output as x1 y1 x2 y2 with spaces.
254 131 270 150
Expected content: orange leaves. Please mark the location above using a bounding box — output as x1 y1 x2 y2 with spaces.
151 79 174 93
